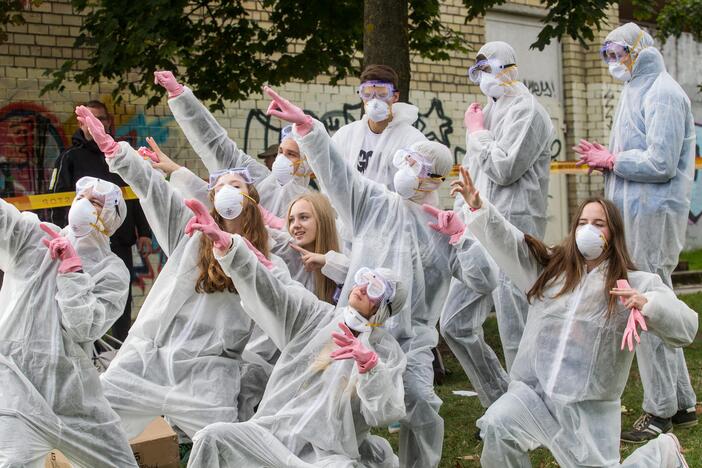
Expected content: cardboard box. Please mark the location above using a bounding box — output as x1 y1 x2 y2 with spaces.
129 417 180 468
44 417 179 468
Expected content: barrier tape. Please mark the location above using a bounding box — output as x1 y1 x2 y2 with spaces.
4 157 702 211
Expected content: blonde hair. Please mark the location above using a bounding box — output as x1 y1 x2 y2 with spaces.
287 193 340 303
195 183 270 294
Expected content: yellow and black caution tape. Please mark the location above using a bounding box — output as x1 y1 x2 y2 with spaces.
4 157 702 211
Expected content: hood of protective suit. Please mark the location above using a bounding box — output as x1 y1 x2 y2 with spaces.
404 140 451 205
630 47 666 81
380 102 419 128
605 22 654 59
476 41 527 97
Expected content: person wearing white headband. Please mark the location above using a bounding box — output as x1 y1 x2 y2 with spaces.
0 177 138 466
574 22 698 442
73 105 302 441
180 216 408 467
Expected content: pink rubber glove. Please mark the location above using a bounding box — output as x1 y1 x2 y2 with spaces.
574 139 615 174
464 103 485 134
330 323 379 374
137 146 160 163
75 106 120 157
422 204 465 245
242 237 274 270
258 205 285 230
40 223 82 274
183 199 232 251
263 86 313 136
154 71 185 98
616 279 648 352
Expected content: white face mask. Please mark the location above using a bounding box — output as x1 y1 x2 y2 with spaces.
365 98 390 122
479 73 506 99
575 224 607 260
343 306 373 333
608 62 631 82
214 185 246 220
68 197 98 238
393 167 420 199
271 154 295 186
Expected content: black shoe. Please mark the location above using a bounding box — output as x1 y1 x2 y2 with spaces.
621 413 672 444
672 408 698 428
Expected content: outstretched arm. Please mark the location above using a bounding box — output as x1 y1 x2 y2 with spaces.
0 199 45 271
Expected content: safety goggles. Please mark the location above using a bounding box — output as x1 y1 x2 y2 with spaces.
357 81 396 101
208 167 254 190
467 58 516 83
392 148 433 177
354 267 396 304
75 177 121 207
599 41 631 64
280 124 293 142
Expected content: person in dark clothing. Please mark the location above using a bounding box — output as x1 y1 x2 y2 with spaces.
49 101 152 342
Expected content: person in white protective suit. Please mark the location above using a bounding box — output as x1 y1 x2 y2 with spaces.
331 64 427 189
574 22 698 442
153 70 314 218
178 204 407 467
0 176 138 467
72 106 298 439
263 87 498 468
452 166 696 468
440 41 553 409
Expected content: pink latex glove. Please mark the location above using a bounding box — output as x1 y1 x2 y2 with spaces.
616 279 648 352
183 199 232 251
40 223 82 274
258 205 285 230
330 322 379 374
574 139 615 174
75 106 120 157
422 204 465 245
242 237 274 270
154 71 184 98
263 86 313 136
464 103 485 134
137 146 160 163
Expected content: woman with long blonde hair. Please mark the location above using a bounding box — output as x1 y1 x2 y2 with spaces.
75 107 293 440
452 166 696 467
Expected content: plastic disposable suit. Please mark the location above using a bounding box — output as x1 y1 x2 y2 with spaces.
331 102 427 189
295 120 497 468
0 180 137 467
168 87 314 216
187 234 407 468
603 24 697 420
463 200 698 467
441 42 553 400
99 141 294 438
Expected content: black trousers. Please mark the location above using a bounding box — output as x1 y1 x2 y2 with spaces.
110 243 133 342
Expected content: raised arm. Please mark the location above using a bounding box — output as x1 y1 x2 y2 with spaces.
0 199 45 271
169 166 212 209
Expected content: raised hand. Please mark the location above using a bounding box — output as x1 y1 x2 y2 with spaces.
183 198 232 251
611 279 648 352
422 204 465 244
263 86 313 136
464 102 485 133
330 322 379 374
289 242 326 272
140 136 181 175
75 106 120 157
153 70 184 98
450 166 482 209
40 223 82 273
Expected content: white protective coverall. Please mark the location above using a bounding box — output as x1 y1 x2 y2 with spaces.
442 42 553 396
331 102 427 189
0 188 137 467
100 142 294 438
295 120 497 468
463 200 698 467
168 87 313 217
187 234 407 467
604 26 697 419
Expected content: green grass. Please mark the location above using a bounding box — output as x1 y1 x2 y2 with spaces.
680 249 702 271
373 293 702 467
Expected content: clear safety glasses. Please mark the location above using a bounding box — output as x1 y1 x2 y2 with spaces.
75 177 121 206
467 58 516 83
357 81 396 101
280 124 293 142
600 41 631 64
392 148 432 177
354 267 395 304
208 167 254 190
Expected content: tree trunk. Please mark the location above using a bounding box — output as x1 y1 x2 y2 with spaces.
363 0 411 102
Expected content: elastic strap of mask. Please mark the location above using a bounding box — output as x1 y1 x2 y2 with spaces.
242 193 258 205
415 176 445 193
90 213 110 237
629 30 644 63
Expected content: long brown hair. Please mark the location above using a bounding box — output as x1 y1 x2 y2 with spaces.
287 193 340 303
523 197 636 314
195 183 270 294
